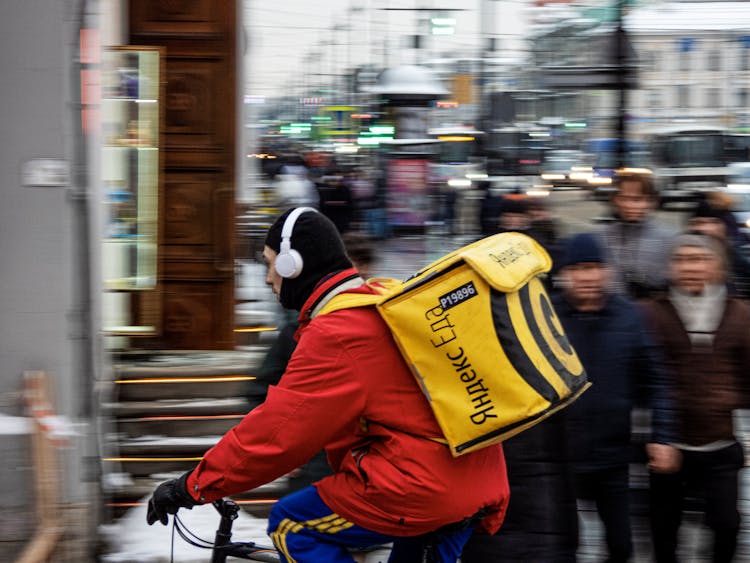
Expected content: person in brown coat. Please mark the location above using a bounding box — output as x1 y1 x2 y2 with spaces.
644 233 750 563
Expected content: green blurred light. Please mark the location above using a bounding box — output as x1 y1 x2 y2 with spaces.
369 125 395 134
357 136 393 146
564 122 587 129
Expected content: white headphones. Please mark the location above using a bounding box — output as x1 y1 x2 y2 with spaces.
274 207 318 279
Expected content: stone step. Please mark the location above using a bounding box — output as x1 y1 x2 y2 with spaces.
103 349 280 520
104 474 286 519
105 456 200 478
112 350 267 401
117 413 245 438
115 379 253 401
108 397 251 418
112 349 267 377
117 435 221 455
111 474 289 500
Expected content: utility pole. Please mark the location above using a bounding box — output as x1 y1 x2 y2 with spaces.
615 0 628 169
478 0 497 129
347 3 364 105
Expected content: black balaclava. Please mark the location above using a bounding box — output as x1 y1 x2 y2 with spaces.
264 208 353 311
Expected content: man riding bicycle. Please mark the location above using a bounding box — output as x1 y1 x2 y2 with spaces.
146 208 510 562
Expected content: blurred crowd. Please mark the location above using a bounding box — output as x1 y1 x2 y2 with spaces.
464 170 750 563
252 142 750 562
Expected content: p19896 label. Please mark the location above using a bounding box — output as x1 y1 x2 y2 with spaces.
438 281 478 311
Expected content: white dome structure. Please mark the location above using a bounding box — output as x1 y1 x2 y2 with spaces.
368 65 449 99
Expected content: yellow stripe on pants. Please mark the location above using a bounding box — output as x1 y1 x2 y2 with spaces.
270 512 356 561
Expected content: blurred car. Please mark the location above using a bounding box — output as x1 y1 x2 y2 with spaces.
486 175 551 198
539 149 590 190
727 161 750 185
727 188 750 235
724 163 750 236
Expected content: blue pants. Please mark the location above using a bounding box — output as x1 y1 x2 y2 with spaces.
267 486 475 563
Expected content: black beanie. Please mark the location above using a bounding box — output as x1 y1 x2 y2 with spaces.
692 199 724 220
562 233 606 268
500 197 529 214
691 198 736 236
264 208 353 311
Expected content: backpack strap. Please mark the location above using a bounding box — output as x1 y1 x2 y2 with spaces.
317 278 400 316
320 285 451 450
317 292 383 316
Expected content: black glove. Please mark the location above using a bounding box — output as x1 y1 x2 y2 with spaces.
146 471 197 526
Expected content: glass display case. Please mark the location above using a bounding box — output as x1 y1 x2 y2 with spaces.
101 46 163 336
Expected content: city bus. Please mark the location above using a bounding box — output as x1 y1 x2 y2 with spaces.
649 126 732 205
426 126 486 186
483 126 549 177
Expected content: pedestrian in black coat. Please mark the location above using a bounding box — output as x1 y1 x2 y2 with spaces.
553 233 678 562
461 412 578 562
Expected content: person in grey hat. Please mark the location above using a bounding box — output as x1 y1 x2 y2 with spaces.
644 233 750 562
686 195 750 300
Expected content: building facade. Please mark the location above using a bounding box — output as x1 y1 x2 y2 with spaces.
527 0 750 142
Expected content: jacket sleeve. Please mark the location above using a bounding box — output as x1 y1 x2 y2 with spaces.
187 319 366 503
634 302 677 445
736 301 750 407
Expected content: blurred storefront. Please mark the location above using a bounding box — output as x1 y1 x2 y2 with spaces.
0 1 244 559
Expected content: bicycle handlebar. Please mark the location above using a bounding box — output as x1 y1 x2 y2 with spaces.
209 498 280 562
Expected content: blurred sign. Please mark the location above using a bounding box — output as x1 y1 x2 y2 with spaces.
431 14 455 35
540 65 637 90
452 74 474 105
21 159 69 187
387 159 430 227
541 30 638 90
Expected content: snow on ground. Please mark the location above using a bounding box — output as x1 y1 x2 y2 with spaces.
0 413 32 434
100 497 272 563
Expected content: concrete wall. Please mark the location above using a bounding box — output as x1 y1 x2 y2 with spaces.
0 0 81 550
0 0 75 412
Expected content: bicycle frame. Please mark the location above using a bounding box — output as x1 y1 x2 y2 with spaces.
210 498 280 562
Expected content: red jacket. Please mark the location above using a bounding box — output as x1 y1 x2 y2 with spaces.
187 269 509 536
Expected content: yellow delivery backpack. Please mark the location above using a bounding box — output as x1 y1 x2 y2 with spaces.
320 231 590 457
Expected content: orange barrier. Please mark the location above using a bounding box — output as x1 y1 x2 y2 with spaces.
15 371 66 563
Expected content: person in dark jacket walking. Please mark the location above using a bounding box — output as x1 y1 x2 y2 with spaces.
461 410 578 562
462 199 574 563
554 233 678 563
644 233 750 563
